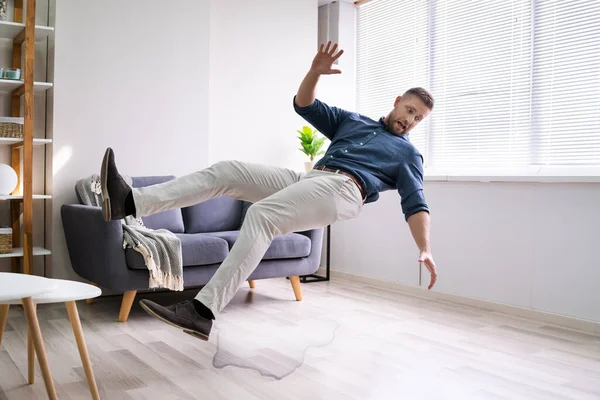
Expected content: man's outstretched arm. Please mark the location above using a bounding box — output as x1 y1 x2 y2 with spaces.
397 155 438 290
295 41 343 107
407 211 437 290
293 42 353 140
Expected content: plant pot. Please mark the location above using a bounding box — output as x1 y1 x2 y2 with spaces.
304 161 315 173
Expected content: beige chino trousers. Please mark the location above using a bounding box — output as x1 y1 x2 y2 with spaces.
132 160 364 317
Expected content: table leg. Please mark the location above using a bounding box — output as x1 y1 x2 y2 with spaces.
66 301 100 400
27 302 37 384
0 304 9 350
22 297 57 400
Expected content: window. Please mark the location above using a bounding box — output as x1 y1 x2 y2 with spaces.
356 0 430 158
429 0 533 169
532 0 600 166
356 0 600 173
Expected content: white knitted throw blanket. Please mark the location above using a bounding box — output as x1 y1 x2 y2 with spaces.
75 174 184 291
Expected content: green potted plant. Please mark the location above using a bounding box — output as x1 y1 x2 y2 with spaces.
297 125 328 172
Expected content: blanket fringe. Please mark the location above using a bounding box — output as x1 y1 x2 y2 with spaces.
134 244 184 291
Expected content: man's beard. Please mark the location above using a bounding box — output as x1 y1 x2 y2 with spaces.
385 114 406 135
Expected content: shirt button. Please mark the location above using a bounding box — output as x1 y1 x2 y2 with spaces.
360 143 363 145
344 150 348 153
373 132 377 135
330 155 333 158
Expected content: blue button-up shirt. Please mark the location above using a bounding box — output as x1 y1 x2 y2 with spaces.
294 97 429 221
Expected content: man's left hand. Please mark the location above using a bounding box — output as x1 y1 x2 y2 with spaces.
418 251 438 290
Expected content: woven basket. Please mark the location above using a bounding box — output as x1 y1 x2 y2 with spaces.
0 227 12 254
0 117 23 139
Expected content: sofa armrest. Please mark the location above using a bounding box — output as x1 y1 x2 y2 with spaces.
61 204 130 289
298 227 325 270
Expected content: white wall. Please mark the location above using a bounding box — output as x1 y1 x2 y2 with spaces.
331 181 600 324
208 0 318 170
51 0 210 280
50 0 319 280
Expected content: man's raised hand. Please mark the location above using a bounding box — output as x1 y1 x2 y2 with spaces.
310 41 344 75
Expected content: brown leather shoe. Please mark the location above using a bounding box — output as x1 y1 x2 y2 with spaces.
100 147 132 221
139 299 212 341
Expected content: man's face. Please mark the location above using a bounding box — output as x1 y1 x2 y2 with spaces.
386 95 431 136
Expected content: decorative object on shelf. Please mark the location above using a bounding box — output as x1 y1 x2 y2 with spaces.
3 68 20 80
0 1 6 21
0 117 24 138
0 226 12 253
0 163 18 195
296 125 328 172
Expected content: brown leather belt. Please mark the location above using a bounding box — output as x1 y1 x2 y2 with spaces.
314 165 366 201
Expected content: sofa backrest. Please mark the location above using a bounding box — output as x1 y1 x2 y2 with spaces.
182 196 245 233
131 176 185 233
131 176 254 233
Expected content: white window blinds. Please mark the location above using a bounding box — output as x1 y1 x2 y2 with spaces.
356 0 430 158
429 0 533 168
533 0 600 166
356 0 600 171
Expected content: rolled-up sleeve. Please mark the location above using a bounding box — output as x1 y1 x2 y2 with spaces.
396 152 429 221
293 96 352 140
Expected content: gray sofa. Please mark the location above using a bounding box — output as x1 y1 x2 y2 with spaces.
61 176 324 321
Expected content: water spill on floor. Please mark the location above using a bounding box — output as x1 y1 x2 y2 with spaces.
212 315 340 380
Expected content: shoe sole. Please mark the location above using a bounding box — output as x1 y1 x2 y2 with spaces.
100 147 112 222
139 301 209 341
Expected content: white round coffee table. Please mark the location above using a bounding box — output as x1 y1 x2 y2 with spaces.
0 272 58 400
0 275 102 400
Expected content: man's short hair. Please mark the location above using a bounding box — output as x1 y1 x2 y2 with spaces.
403 87 434 110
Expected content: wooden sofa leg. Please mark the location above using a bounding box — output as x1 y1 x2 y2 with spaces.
118 291 137 322
289 276 302 301
248 280 256 289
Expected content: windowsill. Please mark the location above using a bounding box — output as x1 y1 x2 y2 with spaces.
424 167 600 183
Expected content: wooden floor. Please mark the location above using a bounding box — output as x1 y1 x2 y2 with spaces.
0 277 599 400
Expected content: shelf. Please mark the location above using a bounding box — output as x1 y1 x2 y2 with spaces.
0 138 51 147
0 79 52 93
0 194 51 200
0 21 53 41
0 247 51 258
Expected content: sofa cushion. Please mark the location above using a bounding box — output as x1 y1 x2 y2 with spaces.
182 196 243 233
238 201 252 228
126 233 229 269
132 176 185 233
206 230 311 260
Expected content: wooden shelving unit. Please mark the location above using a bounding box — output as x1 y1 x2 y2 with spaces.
0 20 52 41
0 79 52 92
0 194 51 200
0 0 53 275
0 246 50 258
0 137 51 146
